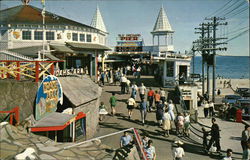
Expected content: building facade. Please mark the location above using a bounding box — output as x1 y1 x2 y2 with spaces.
0 4 110 78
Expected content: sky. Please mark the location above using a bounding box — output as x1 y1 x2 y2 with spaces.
1 0 249 56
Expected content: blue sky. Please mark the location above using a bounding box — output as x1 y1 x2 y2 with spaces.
1 0 249 56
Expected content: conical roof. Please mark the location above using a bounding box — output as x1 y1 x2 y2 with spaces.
152 6 173 33
90 6 107 33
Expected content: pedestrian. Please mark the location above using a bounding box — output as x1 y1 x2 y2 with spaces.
120 131 132 147
217 88 221 95
109 93 117 116
127 96 136 119
126 78 131 94
222 149 233 160
156 100 164 126
159 88 166 104
99 102 108 121
202 127 209 149
140 99 147 125
120 74 127 94
184 112 190 137
202 101 209 118
147 87 155 112
142 135 150 148
206 118 221 154
242 140 250 160
163 108 171 137
139 83 147 101
209 101 215 117
136 66 141 79
173 140 185 160
176 113 185 136
131 82 138 99
145 140 156 160
154 90 161 107
100 71 105 86
241 125 250 151
204 92 209 101
168 100 175 121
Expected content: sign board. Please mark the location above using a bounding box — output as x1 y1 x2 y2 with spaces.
190 74 200 79
118 34 141 41
35 75 63 120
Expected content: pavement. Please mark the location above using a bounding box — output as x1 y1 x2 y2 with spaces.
94 76 231 160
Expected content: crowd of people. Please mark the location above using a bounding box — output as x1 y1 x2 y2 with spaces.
97 72 247 160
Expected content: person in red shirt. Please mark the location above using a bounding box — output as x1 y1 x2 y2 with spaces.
147 88 155 112
154 90 161 108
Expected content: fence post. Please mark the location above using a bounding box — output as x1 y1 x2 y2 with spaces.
35 61 39 82
16 61 21 80
6 62 10 78
50 62 54 75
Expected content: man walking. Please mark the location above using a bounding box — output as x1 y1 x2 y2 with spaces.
206 118 221 154
109 93 117 116
120 74 127 94
241 125 250 151
139 83 147 101
140 99 147 125
147 88 155 112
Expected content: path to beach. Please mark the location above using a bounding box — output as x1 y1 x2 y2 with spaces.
94 76 248 160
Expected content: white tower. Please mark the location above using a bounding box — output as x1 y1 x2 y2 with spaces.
90 6 108 34
151 6 174 52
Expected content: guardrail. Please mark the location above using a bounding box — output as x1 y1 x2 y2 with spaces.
0 60 63 82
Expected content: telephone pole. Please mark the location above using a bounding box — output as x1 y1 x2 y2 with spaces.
193 17 227 102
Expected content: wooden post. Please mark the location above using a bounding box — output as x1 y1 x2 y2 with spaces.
50 62 54 75
9 114 13 125
6 62 10 78
16 62 20 81
35 61 39 82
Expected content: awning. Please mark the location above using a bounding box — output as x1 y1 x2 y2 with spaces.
50 45 74 53
31 112 85 132
66 42 111 51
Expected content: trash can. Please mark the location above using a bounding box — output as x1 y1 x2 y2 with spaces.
236 109 242 123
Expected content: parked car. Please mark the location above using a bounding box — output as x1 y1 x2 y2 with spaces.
222 95 242 105
236 88 250 98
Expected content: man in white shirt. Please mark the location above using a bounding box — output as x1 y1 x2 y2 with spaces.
127 97 136 119
126 79 131 94
139 83 147 101
173 140 185 160
120 74 127 94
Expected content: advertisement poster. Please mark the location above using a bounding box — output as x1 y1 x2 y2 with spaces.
35 75 63 120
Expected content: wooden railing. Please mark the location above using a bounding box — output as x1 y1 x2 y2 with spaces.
0 60 63 82
0 107 19 125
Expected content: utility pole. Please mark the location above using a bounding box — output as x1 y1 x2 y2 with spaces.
193 18 227 102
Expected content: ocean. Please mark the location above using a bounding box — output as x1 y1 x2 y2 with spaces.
191 56 250 79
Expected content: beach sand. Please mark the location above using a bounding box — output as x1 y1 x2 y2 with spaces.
196 78 250 96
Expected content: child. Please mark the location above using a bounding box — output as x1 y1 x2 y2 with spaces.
184 112 190 137
99 102 108 121
109 93 117 116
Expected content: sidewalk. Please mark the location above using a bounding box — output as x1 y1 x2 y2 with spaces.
94 76 223 160
196 106 243 159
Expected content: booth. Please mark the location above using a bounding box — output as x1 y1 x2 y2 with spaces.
30 75 86 142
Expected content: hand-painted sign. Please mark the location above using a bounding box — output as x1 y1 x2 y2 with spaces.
35 75 63 120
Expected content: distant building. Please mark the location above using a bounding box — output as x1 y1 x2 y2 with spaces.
0 3 110 78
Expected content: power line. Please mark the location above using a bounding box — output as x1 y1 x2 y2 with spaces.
225 6 249 18
222 0 247 17
214 0 243 16
226 29 249 42
206 0 234 17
